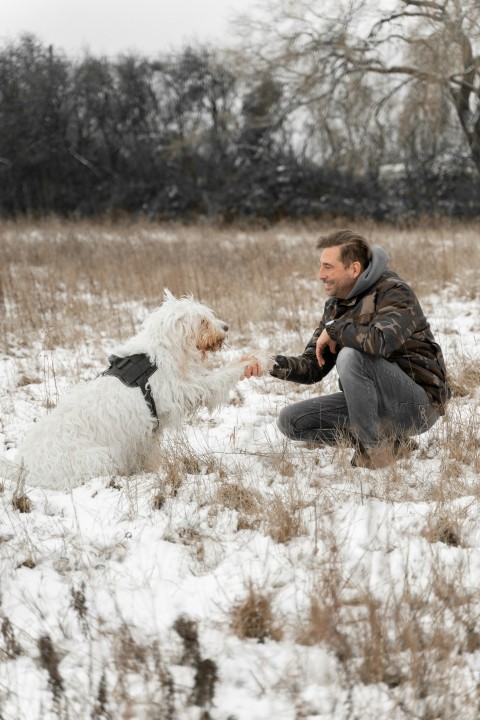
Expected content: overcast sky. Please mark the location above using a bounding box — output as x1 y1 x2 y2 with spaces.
0 0 258 57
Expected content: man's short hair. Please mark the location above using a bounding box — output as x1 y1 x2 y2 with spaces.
316 229 372 269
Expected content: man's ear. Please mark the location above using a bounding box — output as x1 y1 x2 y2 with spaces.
351 260 362 278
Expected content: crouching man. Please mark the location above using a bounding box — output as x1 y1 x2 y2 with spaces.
246 229 450 469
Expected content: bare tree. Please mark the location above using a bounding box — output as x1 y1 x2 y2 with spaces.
235 0 480 173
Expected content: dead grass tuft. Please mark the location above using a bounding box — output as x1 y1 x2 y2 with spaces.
173 614 218 710
264 493 305 544
156 457 186 497
214 481 262 515
152 443 218 498
298 596 352 663
38 634 64 704
448 358 480 398
230 582 283 643
12 493 32 513
114 624 148 674
191 657 218 709
1 615 23 659
173 615 201 666
422 512 464 547
237 515 261 531
261 443 297 477
93 672 109 719
16 374 41 387
152 490 166 510
71 582 89 636
17 557 36 569
442 402 480 474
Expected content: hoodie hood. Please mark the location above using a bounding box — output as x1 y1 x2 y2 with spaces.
346 245 390 300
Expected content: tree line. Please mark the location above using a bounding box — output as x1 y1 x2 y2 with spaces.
0 10 479 222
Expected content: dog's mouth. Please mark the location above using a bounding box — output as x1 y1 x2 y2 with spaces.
197 335 226 353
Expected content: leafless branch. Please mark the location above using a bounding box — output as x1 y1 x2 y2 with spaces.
370 10 444 38
404 0 446 10
355 63 443 85
67 146 102 177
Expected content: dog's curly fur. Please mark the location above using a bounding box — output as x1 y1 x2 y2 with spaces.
0 290 272 490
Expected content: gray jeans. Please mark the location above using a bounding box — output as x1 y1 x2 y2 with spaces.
277 347 440 448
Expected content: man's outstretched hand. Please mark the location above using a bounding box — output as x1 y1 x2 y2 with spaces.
242 356 263 378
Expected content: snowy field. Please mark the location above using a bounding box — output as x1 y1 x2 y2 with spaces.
0 221 479 719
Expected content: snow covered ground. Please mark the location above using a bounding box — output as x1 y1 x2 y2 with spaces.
1 224 479 720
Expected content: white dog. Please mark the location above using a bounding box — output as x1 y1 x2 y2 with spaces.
0 290 271 491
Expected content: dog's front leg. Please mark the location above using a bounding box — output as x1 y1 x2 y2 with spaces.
199 354 274 410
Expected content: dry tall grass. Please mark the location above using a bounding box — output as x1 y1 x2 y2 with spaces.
2 216 478 353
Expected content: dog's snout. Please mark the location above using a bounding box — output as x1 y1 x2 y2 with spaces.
222 323 228 332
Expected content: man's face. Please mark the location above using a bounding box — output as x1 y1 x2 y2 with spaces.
318 246 362 299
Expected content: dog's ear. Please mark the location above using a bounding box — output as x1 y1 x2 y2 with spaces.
163 288 176 302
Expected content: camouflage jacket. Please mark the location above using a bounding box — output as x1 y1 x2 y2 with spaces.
271 247 450 409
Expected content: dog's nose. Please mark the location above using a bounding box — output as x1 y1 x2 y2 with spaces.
222 324 228 332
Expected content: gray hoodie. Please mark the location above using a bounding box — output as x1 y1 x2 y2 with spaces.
346 246 390 300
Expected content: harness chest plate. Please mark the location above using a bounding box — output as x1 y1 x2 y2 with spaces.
101 354 158 427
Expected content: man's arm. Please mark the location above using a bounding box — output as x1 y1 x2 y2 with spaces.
270 326 337 384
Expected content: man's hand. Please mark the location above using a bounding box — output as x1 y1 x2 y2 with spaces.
316 329 337 367
241 356 262 378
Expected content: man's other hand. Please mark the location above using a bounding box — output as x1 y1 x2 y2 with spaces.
315 329 337 367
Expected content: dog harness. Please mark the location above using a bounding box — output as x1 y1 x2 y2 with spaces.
101 354 159 428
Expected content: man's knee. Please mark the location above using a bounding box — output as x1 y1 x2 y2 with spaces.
336 347 364 376
277 405 297 439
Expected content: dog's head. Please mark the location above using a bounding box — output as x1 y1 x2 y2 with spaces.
142 290 229 357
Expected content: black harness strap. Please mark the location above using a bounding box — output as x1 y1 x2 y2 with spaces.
101 354 159 428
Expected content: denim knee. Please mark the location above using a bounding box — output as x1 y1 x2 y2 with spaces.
277 405 297 439
336 347 364 377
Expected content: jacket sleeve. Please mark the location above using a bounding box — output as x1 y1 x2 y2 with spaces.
270 325 337 384
327 281 421 358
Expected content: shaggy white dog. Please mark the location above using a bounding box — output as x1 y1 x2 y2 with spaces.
1 290 271 491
